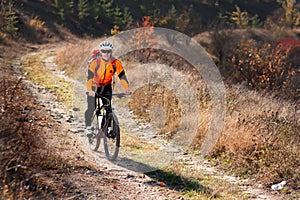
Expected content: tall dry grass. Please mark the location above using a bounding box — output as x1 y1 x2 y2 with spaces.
207 84 299 192
56 38 105 80
56 36 300 196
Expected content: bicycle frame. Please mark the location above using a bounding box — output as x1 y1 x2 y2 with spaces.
92 92 127 128
93 94 107 129
88 91 125 160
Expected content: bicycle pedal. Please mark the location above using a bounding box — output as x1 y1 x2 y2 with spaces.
107 132 115 139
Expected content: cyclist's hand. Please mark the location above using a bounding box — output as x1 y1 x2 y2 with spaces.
87 90 95 97
124 90 131 95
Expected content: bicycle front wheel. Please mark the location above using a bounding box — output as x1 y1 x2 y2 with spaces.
89 115 101 151
103 112 120 161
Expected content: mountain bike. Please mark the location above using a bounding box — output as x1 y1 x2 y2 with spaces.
88 93 126 161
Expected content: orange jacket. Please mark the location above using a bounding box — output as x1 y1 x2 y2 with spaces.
86 57 130 91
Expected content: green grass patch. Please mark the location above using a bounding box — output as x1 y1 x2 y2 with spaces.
23 52 74 108
144 161 251 200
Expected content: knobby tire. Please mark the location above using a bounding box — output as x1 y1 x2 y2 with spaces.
89 115 101 151
104 113 120 161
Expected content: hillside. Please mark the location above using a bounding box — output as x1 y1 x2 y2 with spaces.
1 0 299 199
1 0 298 40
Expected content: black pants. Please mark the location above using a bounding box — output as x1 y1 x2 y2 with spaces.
84 85 112 127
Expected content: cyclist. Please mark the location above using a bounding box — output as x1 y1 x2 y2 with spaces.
85 41 131 137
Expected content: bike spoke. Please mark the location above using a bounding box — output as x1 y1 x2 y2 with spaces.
88 116 101 151
104 113 120 161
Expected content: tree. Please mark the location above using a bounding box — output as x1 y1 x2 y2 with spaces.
53 0 74 20
122 7 133 29
277 0 300 28
112 6 122 25
78 0 89 21
229 5 250 28
0 1 18 36
98 0 114 21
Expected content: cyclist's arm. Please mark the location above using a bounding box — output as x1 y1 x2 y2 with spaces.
114 60 130 91
86 61 96 91
118 71 130 91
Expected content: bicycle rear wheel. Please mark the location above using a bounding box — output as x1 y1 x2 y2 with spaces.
103 112 120 161
89 115 101 151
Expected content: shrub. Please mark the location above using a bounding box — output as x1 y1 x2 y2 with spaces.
228 38 299 100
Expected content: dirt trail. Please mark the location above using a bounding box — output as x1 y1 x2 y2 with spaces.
20 48 287 199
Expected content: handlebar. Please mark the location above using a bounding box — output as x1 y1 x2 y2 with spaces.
86 92 132 97
112 92 132 97
92 92 132 99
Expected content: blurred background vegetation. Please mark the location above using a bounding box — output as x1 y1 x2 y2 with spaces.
1 0 299 37
1 0 299 100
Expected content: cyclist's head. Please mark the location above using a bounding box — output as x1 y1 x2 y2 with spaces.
99 41 113 61
99 41 113 51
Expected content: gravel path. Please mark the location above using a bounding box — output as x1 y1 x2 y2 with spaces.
19 48 287 199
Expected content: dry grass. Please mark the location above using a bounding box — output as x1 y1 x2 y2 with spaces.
56 38 105 81
121 129 160 153
56 38 299 198
0 75 118 199
23 52 75 108
129 84 182 135
0 78 71 199
207 84 299 196
219 88 298 152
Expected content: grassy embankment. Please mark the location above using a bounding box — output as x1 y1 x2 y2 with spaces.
56 36 299 199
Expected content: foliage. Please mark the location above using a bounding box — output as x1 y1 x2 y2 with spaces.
120 7 133 29
228 5 263 28
98 0 114 21
0 0 19 37
158 4 177 29
228 39 299 100
52 0 134 32
229 5 250 28
78 0 89 21
2 0 294 39
53 0 74 20
29 16 48 34
140 1 160 19
112 6 122 25
277 0 300 28
110 24 120 35
250 14 263 28
132 16 158 62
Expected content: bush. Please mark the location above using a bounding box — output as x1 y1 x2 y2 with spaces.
228 38 299 100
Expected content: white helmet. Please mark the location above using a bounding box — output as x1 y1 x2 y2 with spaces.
99 41 113 50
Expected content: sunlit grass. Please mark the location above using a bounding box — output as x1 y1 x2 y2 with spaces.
23 52 74 108
120 129 160 153
145 161 251 200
